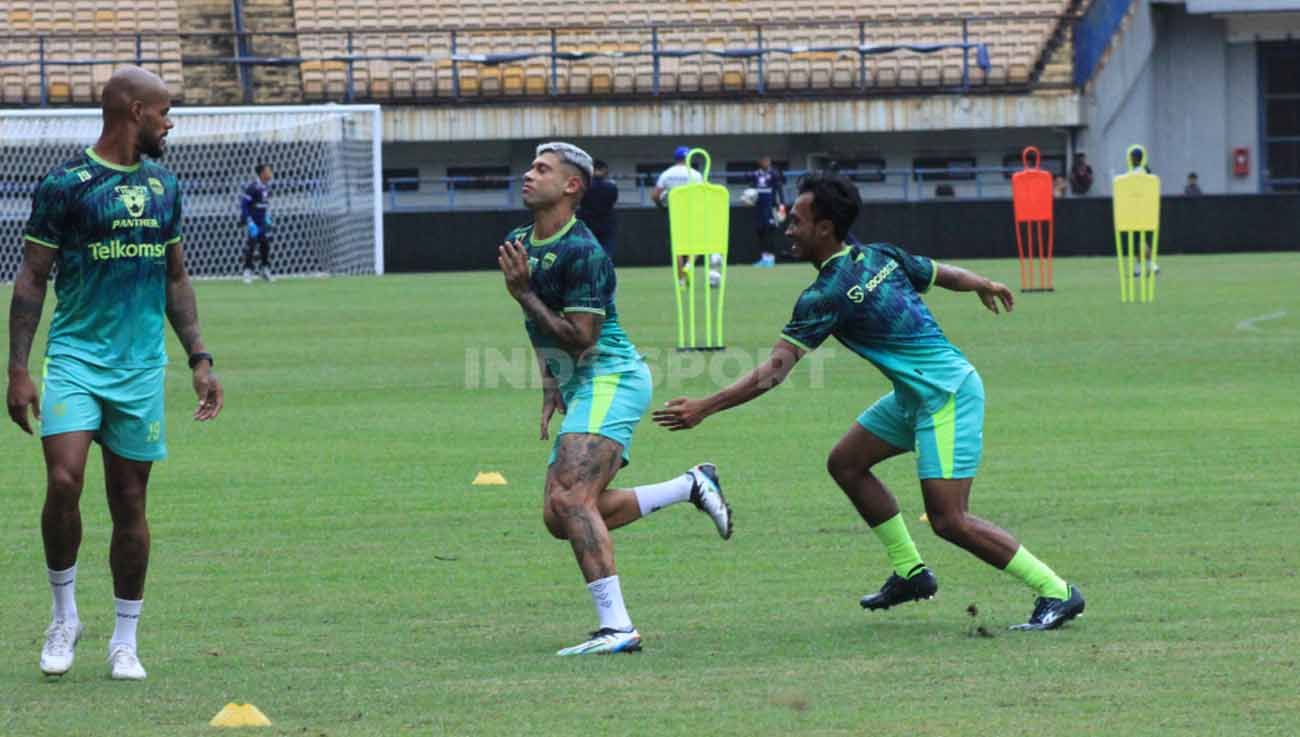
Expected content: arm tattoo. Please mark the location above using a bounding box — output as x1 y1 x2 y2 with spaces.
8 245 55 373
165 244 206 358
8 291 46 372
518 292 593 354
165 275 203 357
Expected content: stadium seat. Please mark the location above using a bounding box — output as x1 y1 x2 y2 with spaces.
524 60 548 96
0 0 186 104
502 64 525 95
277 0 1073 100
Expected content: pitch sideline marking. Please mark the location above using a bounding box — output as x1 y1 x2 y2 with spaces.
1235 310 1287 332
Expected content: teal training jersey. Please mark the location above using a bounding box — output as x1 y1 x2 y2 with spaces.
780 242 974 412
24 147 182 369
506 217 643 391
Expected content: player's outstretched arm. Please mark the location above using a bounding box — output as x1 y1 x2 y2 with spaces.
6 243 55 434
497 240 600 355
164 242 223 421
933 263 1014 315
653 340 803 431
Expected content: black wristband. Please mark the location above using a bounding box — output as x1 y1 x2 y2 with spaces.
188 352 214 370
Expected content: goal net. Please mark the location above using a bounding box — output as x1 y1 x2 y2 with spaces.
0 105 383 282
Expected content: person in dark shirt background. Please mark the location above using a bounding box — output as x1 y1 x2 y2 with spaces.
749 155 786 267
1069 152 1093 196
240 163 274 283
578 159 619 260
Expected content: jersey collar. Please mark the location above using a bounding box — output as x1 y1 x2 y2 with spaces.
529 216 577 247
85 146 142 173
815 243 852 271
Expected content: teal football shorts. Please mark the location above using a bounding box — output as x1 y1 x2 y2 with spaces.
549 362 652 468
41 354 167 462
857 370 984 480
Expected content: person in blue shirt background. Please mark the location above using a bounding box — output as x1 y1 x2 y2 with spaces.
240 163 273 283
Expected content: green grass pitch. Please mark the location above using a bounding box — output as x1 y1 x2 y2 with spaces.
2 252 1298 736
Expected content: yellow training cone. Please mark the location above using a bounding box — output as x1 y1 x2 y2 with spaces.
472 471 508 486
919 513 929 523
210 703 272 728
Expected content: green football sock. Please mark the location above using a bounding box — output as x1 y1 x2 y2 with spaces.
870 514 926 579
1004 546 1069 600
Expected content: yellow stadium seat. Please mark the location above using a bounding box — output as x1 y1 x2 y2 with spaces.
8 9 33 30
274 0 1072 100
391 65 414 97
478 66 501 95
525 62 548 95
502 65 525 95
414 63 435 97
47 81 72 103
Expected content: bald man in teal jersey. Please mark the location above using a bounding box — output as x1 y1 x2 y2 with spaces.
7 67 224 680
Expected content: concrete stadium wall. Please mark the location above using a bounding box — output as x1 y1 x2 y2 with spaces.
382 94 1082 143
382 128 1071 210
385 195 1300 272
1077 1 1259 195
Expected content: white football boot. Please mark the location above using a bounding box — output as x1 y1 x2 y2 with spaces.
556 628 642 656
40 618 83 676
108 646 147 681
689 463 733 540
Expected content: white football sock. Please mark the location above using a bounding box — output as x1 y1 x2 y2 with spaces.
48 564 79 625
110 598 143 652
587 575 633 632
633 472 695 517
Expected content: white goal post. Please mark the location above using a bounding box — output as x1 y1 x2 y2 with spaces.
0 104 383 281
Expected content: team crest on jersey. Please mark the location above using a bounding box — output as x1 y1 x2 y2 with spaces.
542 252 558 269
148 177 164 196
115 185 149 217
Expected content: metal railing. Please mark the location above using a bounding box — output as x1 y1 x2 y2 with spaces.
0 14 1079 107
